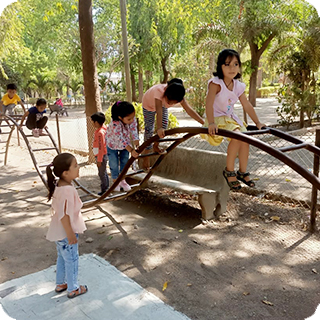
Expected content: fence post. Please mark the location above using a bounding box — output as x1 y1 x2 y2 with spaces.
310 129 320 232
55 114 62 153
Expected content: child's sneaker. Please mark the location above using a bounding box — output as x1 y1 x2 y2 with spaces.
32 128 39 137
120 180 131 191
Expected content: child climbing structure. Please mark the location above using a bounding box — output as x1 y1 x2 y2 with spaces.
1 113 320 229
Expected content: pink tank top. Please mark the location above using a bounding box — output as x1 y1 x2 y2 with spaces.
208 77 246 126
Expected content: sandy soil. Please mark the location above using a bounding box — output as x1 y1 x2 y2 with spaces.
1 143 320 320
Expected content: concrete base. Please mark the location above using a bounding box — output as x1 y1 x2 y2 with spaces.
136 147 229 220
0 254 190 320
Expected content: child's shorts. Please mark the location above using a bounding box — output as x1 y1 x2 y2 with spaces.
200 116 247 146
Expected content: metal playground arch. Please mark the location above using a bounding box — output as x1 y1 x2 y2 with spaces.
1 114 320 231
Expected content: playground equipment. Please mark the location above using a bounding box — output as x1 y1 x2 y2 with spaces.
1 114 320 230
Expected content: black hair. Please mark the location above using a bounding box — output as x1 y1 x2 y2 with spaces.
46 153 75 201
91 112 106 125
7 83 17 90
213 49 242 79
111 101 135 121
36 98 47 106
164 78 185 103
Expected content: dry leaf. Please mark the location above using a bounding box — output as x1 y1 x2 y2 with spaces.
312 268 318 274
187 283 192 287
178 229 183 233
262 300 273 306
243 292 250 296
271 216 280 221
97 230 105 234
162 281 168 291
285 178 291 182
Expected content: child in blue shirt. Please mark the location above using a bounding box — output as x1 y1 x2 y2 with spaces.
19 98 48 137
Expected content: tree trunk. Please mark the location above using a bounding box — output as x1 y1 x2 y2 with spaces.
249 50 259 108
130 66 137 102
145 70 151 90
299 71 305 129
119 0 132 102
138 64 143 102
79 0 101 163
161 57 169 84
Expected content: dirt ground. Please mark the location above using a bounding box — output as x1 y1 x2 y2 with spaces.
2 144 320 320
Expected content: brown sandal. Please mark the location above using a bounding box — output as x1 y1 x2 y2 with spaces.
236 171 255 188
55 283 68 293
67 285 88 299
223 168 241 190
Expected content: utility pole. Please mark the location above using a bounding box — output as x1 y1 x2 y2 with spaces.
119 0 132 102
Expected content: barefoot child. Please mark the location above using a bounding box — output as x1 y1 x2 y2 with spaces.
46 153 88 298
202 49 266 190
142 78 204 167
106 101 140 191
19 98 48 137
91 112 109 195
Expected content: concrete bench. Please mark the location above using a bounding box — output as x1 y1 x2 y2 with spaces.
132 147 229 220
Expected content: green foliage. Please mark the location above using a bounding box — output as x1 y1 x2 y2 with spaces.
173 50 208 117
105 102 179 132
276 85 299 128
257 85 280 98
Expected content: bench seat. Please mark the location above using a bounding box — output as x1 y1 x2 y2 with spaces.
132 146 229 220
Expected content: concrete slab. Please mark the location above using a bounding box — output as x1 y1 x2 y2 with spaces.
0 254 191 320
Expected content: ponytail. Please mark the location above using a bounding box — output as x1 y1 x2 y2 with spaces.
46 164 56 201
46 153 75 201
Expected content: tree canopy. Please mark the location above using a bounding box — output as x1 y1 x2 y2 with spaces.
0 0 319 117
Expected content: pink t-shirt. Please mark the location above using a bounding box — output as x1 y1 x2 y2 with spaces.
142 84 170 111
46 185 86 241
208 77 246 126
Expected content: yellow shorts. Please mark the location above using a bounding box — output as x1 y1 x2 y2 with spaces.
200 116 247 146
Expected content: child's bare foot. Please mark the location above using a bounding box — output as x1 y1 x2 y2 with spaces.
67 285 88 299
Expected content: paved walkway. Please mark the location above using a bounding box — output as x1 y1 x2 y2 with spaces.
0 254 190 320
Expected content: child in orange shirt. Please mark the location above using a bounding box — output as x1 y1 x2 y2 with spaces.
91 112 109 195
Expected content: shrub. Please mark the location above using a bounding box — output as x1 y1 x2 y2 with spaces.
257 85 280 98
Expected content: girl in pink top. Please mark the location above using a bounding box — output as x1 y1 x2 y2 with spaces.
106 101 140 192
142 78 204 167
46 153 88 299
204 49 265 190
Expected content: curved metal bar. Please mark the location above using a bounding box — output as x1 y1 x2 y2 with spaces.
3 115 320 207
82 132 197 207
83 126 320 207
4 115 48 186
4 125 15 165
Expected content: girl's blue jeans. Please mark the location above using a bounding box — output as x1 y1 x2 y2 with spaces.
107 147 129 180
55 234 79 292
